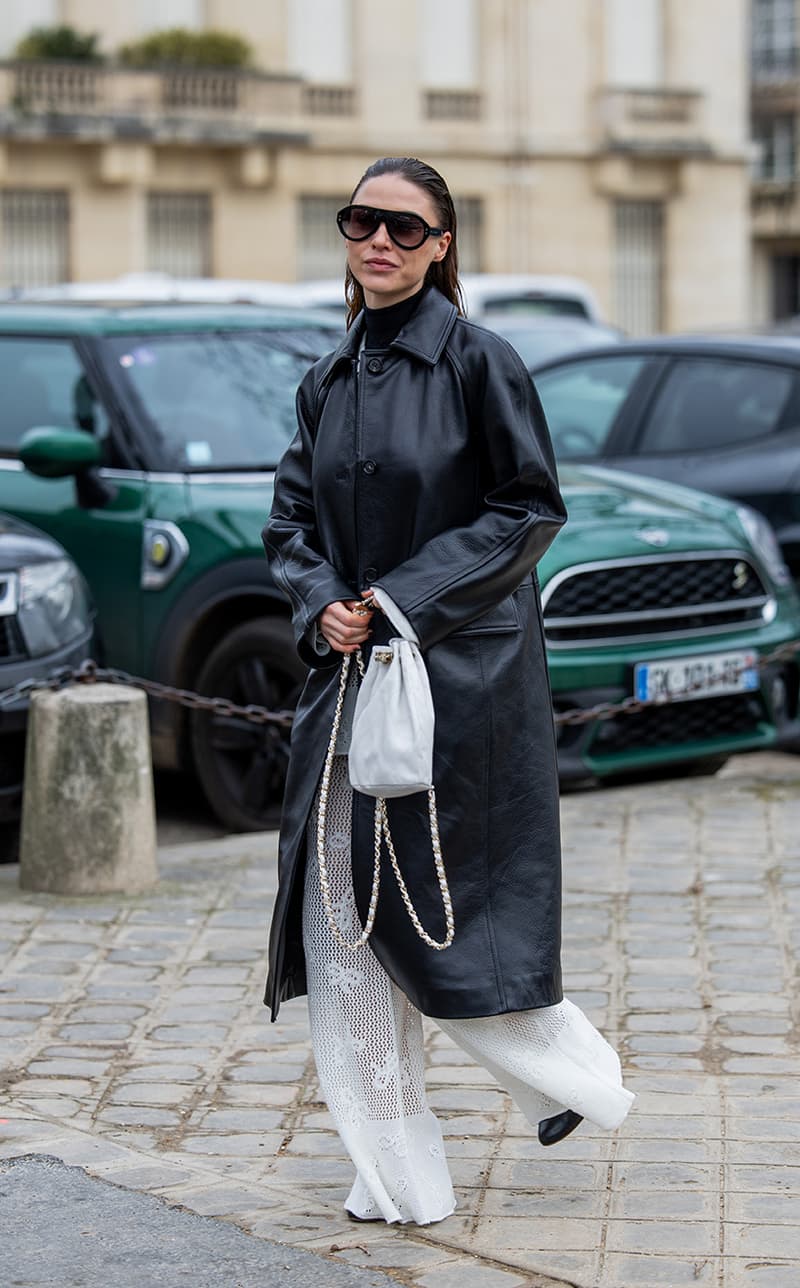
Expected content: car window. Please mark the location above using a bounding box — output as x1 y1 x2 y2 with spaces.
534 355 646 458
99 327 335 471
637 358 794 453
0 336 110 454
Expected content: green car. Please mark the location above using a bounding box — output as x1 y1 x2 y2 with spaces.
1 302 799 830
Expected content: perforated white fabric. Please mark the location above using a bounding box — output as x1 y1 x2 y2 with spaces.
303 756 455 1224
303 756 633 1226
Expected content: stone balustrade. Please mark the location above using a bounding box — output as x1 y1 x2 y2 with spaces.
597 86 707 156
0 60 309 140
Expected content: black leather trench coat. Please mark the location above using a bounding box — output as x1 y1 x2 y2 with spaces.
263 286 568 1021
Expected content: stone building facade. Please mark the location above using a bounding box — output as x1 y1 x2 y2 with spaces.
751 0 800 322
0 0 752 333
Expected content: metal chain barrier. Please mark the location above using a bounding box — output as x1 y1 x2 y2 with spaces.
3 639 800 730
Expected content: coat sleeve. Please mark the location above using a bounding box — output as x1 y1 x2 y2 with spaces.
263 368 356 668
374 338 567 650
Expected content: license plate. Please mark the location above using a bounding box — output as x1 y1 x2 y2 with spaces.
634 650 759 704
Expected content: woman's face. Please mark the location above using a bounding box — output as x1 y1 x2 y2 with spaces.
347 173 452 310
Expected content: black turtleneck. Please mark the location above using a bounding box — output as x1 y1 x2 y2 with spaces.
363 286 427 349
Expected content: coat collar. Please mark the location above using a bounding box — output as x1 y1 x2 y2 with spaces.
320 286 459 385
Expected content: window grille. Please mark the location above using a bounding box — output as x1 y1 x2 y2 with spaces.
613 200 664 336
455 198 483 273
298 196 348 281
752 0 797 80
0 190 69 289
147 193 211 277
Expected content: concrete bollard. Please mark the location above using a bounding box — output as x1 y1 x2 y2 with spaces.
19 683 158 895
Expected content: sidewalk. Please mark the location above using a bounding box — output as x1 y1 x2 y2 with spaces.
2 752 799 1288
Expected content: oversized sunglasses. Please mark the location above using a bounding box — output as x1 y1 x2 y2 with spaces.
336 204 447 250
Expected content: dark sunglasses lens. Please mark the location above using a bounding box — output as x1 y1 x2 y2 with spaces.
387 214 427 247
339 206 377 240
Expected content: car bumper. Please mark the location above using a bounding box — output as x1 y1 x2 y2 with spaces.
548 629 800 781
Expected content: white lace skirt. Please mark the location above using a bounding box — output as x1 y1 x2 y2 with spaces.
302 757 634 1225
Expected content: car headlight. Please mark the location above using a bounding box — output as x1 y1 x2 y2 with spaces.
736 505 790 587
17 559 93 658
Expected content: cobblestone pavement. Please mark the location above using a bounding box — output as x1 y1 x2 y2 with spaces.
2 752 800 1288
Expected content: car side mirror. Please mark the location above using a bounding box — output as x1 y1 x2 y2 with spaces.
19 426 104 478
19 426 116 508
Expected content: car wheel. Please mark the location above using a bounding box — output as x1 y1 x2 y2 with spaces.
190 617 306 832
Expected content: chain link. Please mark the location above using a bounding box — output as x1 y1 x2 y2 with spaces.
0 658 294 726
2 637 800 730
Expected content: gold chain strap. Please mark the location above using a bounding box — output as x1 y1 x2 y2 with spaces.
376 791 455 950
315 648 455 953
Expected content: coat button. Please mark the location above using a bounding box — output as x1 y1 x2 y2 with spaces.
364 565 378 581
367 358 383 374
362 459 377 475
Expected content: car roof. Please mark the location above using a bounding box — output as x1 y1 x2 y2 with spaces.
532 331 800 370
0 302 339 337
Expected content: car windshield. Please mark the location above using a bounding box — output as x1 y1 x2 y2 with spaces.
99 327 337 471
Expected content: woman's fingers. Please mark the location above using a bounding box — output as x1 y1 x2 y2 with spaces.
320 599 374 653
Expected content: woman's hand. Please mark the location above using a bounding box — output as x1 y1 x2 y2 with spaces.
319 597 375 654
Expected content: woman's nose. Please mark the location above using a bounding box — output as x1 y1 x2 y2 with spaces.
370 221 392 248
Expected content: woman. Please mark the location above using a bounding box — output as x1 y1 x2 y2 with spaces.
263 156 633 1225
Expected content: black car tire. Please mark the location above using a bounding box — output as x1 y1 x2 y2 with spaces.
190 617 306 832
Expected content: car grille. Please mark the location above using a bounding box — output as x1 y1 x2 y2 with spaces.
0 575 26 662
0 612 26 662
589 692 765 756
543 553 771 645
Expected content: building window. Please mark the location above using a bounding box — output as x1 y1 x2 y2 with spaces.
613 200 664 336
771 254 800 319
605 0 663 88
147 193 211 277
753 113 796 180
419 0 478 90
136 0 202 34
456 198 483 273
288 0 352 84
0 0 57 58
298 196 348 281
0 190 69 289
752 0 797 81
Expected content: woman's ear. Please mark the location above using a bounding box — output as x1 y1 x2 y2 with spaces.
432 231 452 263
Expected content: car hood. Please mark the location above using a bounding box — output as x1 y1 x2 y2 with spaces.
182 465 751 583
542 464 748 581
0 511 67 572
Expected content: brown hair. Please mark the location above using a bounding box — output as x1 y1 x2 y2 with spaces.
343 156 465 328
